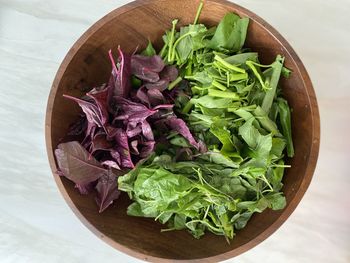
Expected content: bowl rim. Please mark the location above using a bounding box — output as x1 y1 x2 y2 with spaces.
45 0 320 262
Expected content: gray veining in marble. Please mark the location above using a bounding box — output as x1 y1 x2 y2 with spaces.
0 0 349 262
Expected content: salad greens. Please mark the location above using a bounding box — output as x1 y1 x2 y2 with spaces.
55 1 294 241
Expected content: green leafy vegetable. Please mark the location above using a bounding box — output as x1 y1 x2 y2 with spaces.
141 40 156 56
208 13 249 52
118 1 294 242
278 98 294 157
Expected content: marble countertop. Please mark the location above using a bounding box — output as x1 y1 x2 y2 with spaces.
0 0 349 262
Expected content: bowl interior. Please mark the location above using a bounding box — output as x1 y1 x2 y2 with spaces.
46 0 319 261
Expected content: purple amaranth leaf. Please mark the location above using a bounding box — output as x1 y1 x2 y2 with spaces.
110 150 121 165
144 80 168 91
95 169 121 213
149 106 175 122
101 160 120 170
147 88 165 106
86 85 109 125
136 86 150 106
130 140 139 155
144 66 179 91
126 122 142 138
139 141 155 158
141 120 154 141
114 128 134 168
160 65 178 82
198 140 208 153
90 131 113 153
131 55 165 82
113 97 157 123
81 123 97 149
63 95 106 128
54 141 106 185
108 47 132 99
165 117 200 150
153 104 174 110
104 124 119 139
75 182 96 195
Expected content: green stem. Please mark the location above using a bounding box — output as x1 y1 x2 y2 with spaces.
208 90 240 100
214 55 246 73
270 164 291 168
230 73 248 81
168 19 178 63
193 0 204 25
226 71 230 87
203 205 210 220
170 31 193 61
211 79 227 91
159 43 168 58
246 61 269 90
259 174 273 192
182 100 193 114
168 76 183 90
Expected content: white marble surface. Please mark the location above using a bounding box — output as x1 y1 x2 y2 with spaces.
0 0 349 262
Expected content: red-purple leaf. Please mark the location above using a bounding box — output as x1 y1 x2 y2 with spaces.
131 55 165 82
101 160 121 170
86 85 109 125
139 141 156 158
104 124 119 139
153 104 174 110
63 95 105 128
130 140 139 155
108 47 132 98
75 182 95 195
143 66 179 91
81 123 97 149
147 88 165 106
95 169 121 213
90 132 113 153
126 122 142 138
160 65 178 82
165 117 199 149
144 80 168 91
113 128 134 168
54 141 106 185
113 97 157 123
141 120 154 141
136 86 150 106
110 150 121 165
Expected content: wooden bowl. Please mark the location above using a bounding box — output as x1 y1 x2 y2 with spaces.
45 0 320 261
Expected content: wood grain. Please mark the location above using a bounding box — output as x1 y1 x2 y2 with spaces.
45 0 320 261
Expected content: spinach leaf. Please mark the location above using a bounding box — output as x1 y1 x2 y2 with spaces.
278 98 294 157
208 13 249 52
141 40 156 56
